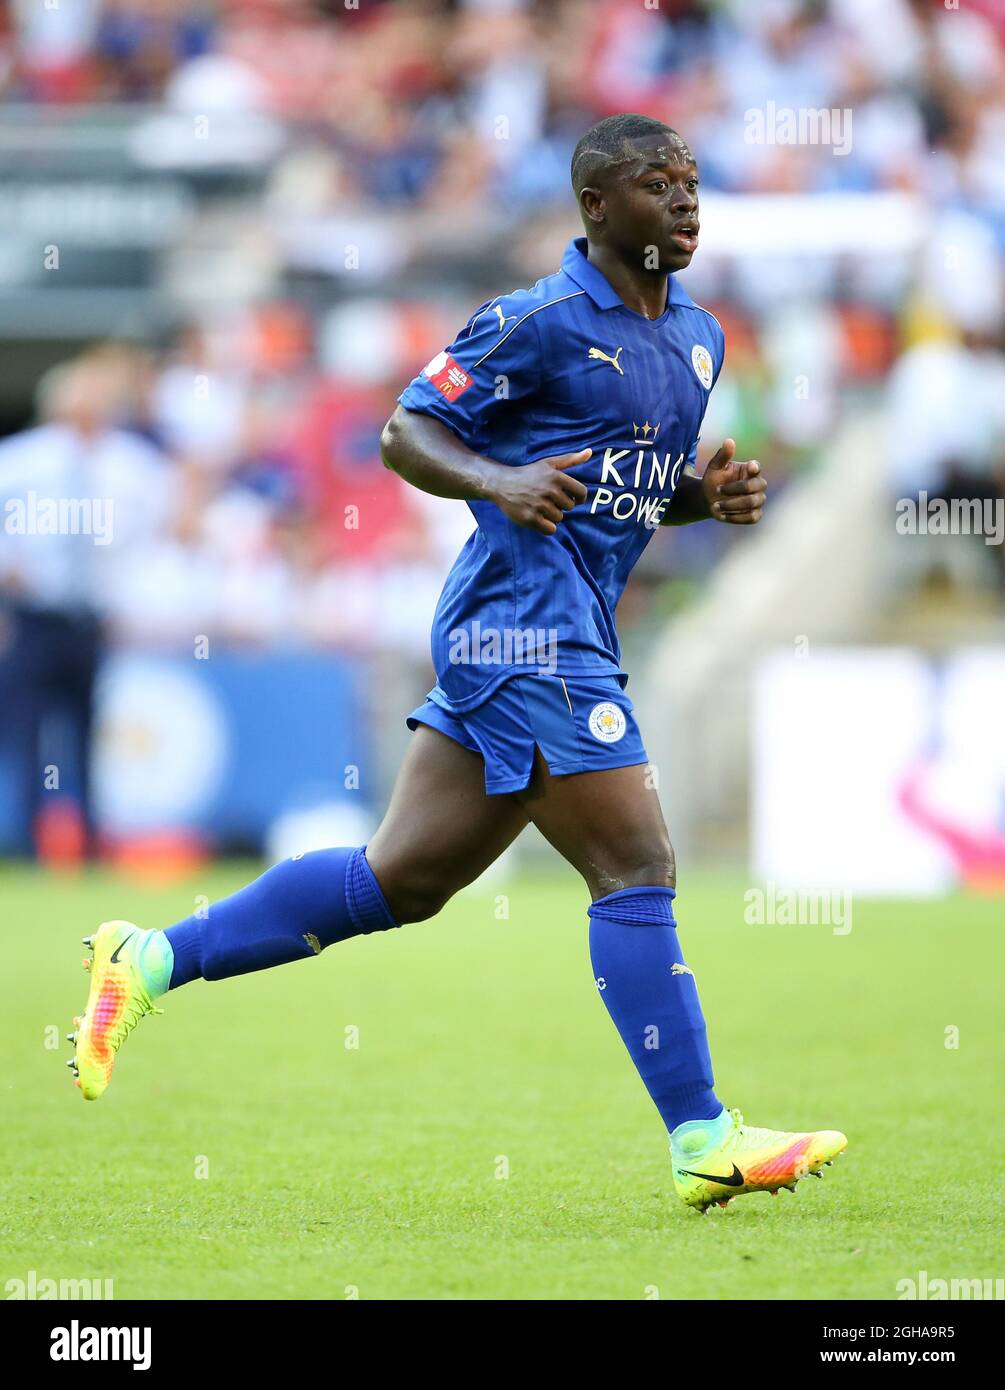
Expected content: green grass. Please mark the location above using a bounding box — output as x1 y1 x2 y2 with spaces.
1 862 1002 1300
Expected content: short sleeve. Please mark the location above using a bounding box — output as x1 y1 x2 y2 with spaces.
397 294 541 452
711 319 726 389
688 317 725 469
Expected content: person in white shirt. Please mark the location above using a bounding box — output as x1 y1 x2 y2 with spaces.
0 356 173 857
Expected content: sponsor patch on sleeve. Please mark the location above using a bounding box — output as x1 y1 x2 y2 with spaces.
422 351 474 401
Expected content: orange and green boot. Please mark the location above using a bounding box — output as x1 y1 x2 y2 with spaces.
671 1106 847 1212
68 922 172 1100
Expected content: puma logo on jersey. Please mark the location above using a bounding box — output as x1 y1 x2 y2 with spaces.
588 345 625 375
493 304 517 330
671 962 694 977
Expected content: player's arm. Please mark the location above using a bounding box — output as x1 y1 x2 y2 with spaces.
384 295 591 536
380 405 590 537
662 438 766 526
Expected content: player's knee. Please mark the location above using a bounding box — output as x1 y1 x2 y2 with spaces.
625 849 676 892
395 890 450 925
378 866 455 925
647 851 676 891
589 841 676 898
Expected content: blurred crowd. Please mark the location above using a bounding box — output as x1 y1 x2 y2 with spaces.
2 0 1003 204
0 329 468 653
0 0 1003 651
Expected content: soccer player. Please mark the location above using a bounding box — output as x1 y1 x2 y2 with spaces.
70 115 846 1212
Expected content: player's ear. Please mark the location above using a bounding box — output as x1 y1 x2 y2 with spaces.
579 187 605 225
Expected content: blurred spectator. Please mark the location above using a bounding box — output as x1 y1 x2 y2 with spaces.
0 356 174 855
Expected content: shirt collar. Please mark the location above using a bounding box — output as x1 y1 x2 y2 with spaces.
562 237 690 312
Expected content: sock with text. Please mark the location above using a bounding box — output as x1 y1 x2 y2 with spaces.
588 885 721 1132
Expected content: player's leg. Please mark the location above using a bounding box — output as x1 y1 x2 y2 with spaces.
514 751 721 1131
167 723 526 985
69 723 527 1098
511 683 847 1210
366 726 528 923
516 753 675 899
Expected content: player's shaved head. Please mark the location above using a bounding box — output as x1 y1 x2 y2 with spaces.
571 114 693 195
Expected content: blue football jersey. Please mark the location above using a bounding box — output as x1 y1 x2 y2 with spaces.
398 236 724 713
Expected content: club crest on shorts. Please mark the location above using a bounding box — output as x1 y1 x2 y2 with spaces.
588 701 626 743
691 343 713 390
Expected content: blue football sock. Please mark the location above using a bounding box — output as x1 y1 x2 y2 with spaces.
164 846 397 988
587 885 721 1132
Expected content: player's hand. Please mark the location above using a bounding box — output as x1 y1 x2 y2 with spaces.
701 439 766 524
490 449 591 535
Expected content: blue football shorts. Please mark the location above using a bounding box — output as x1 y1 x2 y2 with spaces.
406 673 648 795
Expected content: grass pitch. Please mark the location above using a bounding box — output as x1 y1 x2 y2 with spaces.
1 862 1002 1300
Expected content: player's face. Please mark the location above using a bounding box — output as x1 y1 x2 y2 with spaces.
605 137 700 274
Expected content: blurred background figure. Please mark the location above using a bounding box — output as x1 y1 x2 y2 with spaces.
0 353 172 858
0 0 1002 890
